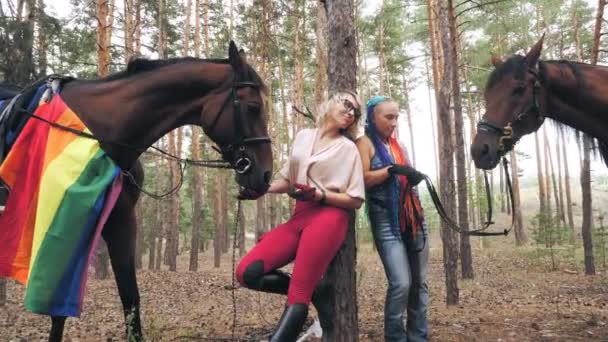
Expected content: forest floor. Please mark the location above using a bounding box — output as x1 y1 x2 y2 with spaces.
1 236 607 342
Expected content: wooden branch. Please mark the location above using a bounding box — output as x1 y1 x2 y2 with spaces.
456 0 510 19
292 105 315 123
455 0 476 9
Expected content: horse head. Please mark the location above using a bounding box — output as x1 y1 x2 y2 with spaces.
471 36 546 170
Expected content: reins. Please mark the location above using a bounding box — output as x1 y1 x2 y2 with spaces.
422 157 514 236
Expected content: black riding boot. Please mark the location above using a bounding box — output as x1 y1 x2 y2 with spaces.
242 261 335 336
270 303 308 342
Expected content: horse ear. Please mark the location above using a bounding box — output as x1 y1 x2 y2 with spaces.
228 40 243 70
239 49 248 63
490 54 503 68
526 34 545 67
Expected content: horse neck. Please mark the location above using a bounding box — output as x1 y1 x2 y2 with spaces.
542 61 608 142
61 63 233 168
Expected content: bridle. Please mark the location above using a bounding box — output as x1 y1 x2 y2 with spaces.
206 78 271 175
476 67 545 154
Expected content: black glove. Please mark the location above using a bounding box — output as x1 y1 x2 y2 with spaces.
287 183 318 201
388 164 425 186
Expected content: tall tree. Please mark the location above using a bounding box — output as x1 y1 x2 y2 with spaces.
447 0 472 279
189 0 204 272
580 0 603 275
323 1 359 340
511 150 527 245
94 0 114 280
435 0 459 305
561 130 575 230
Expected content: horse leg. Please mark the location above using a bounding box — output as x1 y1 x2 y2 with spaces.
103 189 142 341
48 316 66 342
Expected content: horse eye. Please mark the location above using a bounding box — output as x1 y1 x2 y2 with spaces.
512 86 526 96
247 105 261 115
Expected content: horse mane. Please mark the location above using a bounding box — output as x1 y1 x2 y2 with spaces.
542 61 608 165
102 57 268 94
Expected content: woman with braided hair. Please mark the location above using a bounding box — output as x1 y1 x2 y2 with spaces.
356 96 429 342
236 91 365 341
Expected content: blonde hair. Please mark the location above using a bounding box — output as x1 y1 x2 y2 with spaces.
316 91 362 140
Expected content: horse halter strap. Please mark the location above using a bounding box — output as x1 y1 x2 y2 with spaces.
477 68 544 152
207 79 271 175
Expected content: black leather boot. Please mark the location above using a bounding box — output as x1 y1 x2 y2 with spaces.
270 303 308 342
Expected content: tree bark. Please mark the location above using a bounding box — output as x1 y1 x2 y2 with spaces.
314 0 329 108
581 137 596 274
435 0 459 304
35 0 47 77
555 134 566 226
561 130 575 230
213 173 222 268
255 196 267 243
592 0 606 65
402 75 416 167
534 131 546 220
94 0 113 279
511 150 527 245
323 1 359 340
447 0 472 279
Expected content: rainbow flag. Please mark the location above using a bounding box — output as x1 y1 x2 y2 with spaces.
0 95 123 317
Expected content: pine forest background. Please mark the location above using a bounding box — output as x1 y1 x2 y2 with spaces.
1 0 608 341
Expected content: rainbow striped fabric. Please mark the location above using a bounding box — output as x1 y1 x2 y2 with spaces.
0 95 122 317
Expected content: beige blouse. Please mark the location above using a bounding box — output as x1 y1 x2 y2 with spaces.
279 128 365 200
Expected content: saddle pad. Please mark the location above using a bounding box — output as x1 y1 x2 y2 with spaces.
0 95 122 317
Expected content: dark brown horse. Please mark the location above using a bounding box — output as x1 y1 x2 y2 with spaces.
7 41 272 341
471 36 608 169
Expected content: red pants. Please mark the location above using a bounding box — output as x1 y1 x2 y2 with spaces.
236 200 349 304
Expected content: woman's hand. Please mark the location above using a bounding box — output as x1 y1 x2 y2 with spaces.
287 183 318 201
388 164 425 186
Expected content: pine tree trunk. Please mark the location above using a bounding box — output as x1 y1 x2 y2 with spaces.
378 19 386 94
189 0 203 272
447 0 472 279
314 0 328 108
543 128 552 219
592 0 606 65
546 132 561 224
425 2 440 181
238 204 246 257
255 196 266 242
561 130 575 230
436 0 459 305
134 196 144 269
402 76 416 167
581 138 596 274
190 127 203 271
7 0 35 84
213 173 222 268
221 178 229 254
94 0 113 279
555 129 566 224
124 0 134 63
36 0 47 77
323 1 359 340
511 150 527 245
499 163 506 213
534 131 546 221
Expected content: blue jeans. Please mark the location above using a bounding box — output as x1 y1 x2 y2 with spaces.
369 206 429 342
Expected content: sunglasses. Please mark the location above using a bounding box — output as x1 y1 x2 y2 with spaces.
341 99 361 118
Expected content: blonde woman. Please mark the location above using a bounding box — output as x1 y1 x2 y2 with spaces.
236 91 365 341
